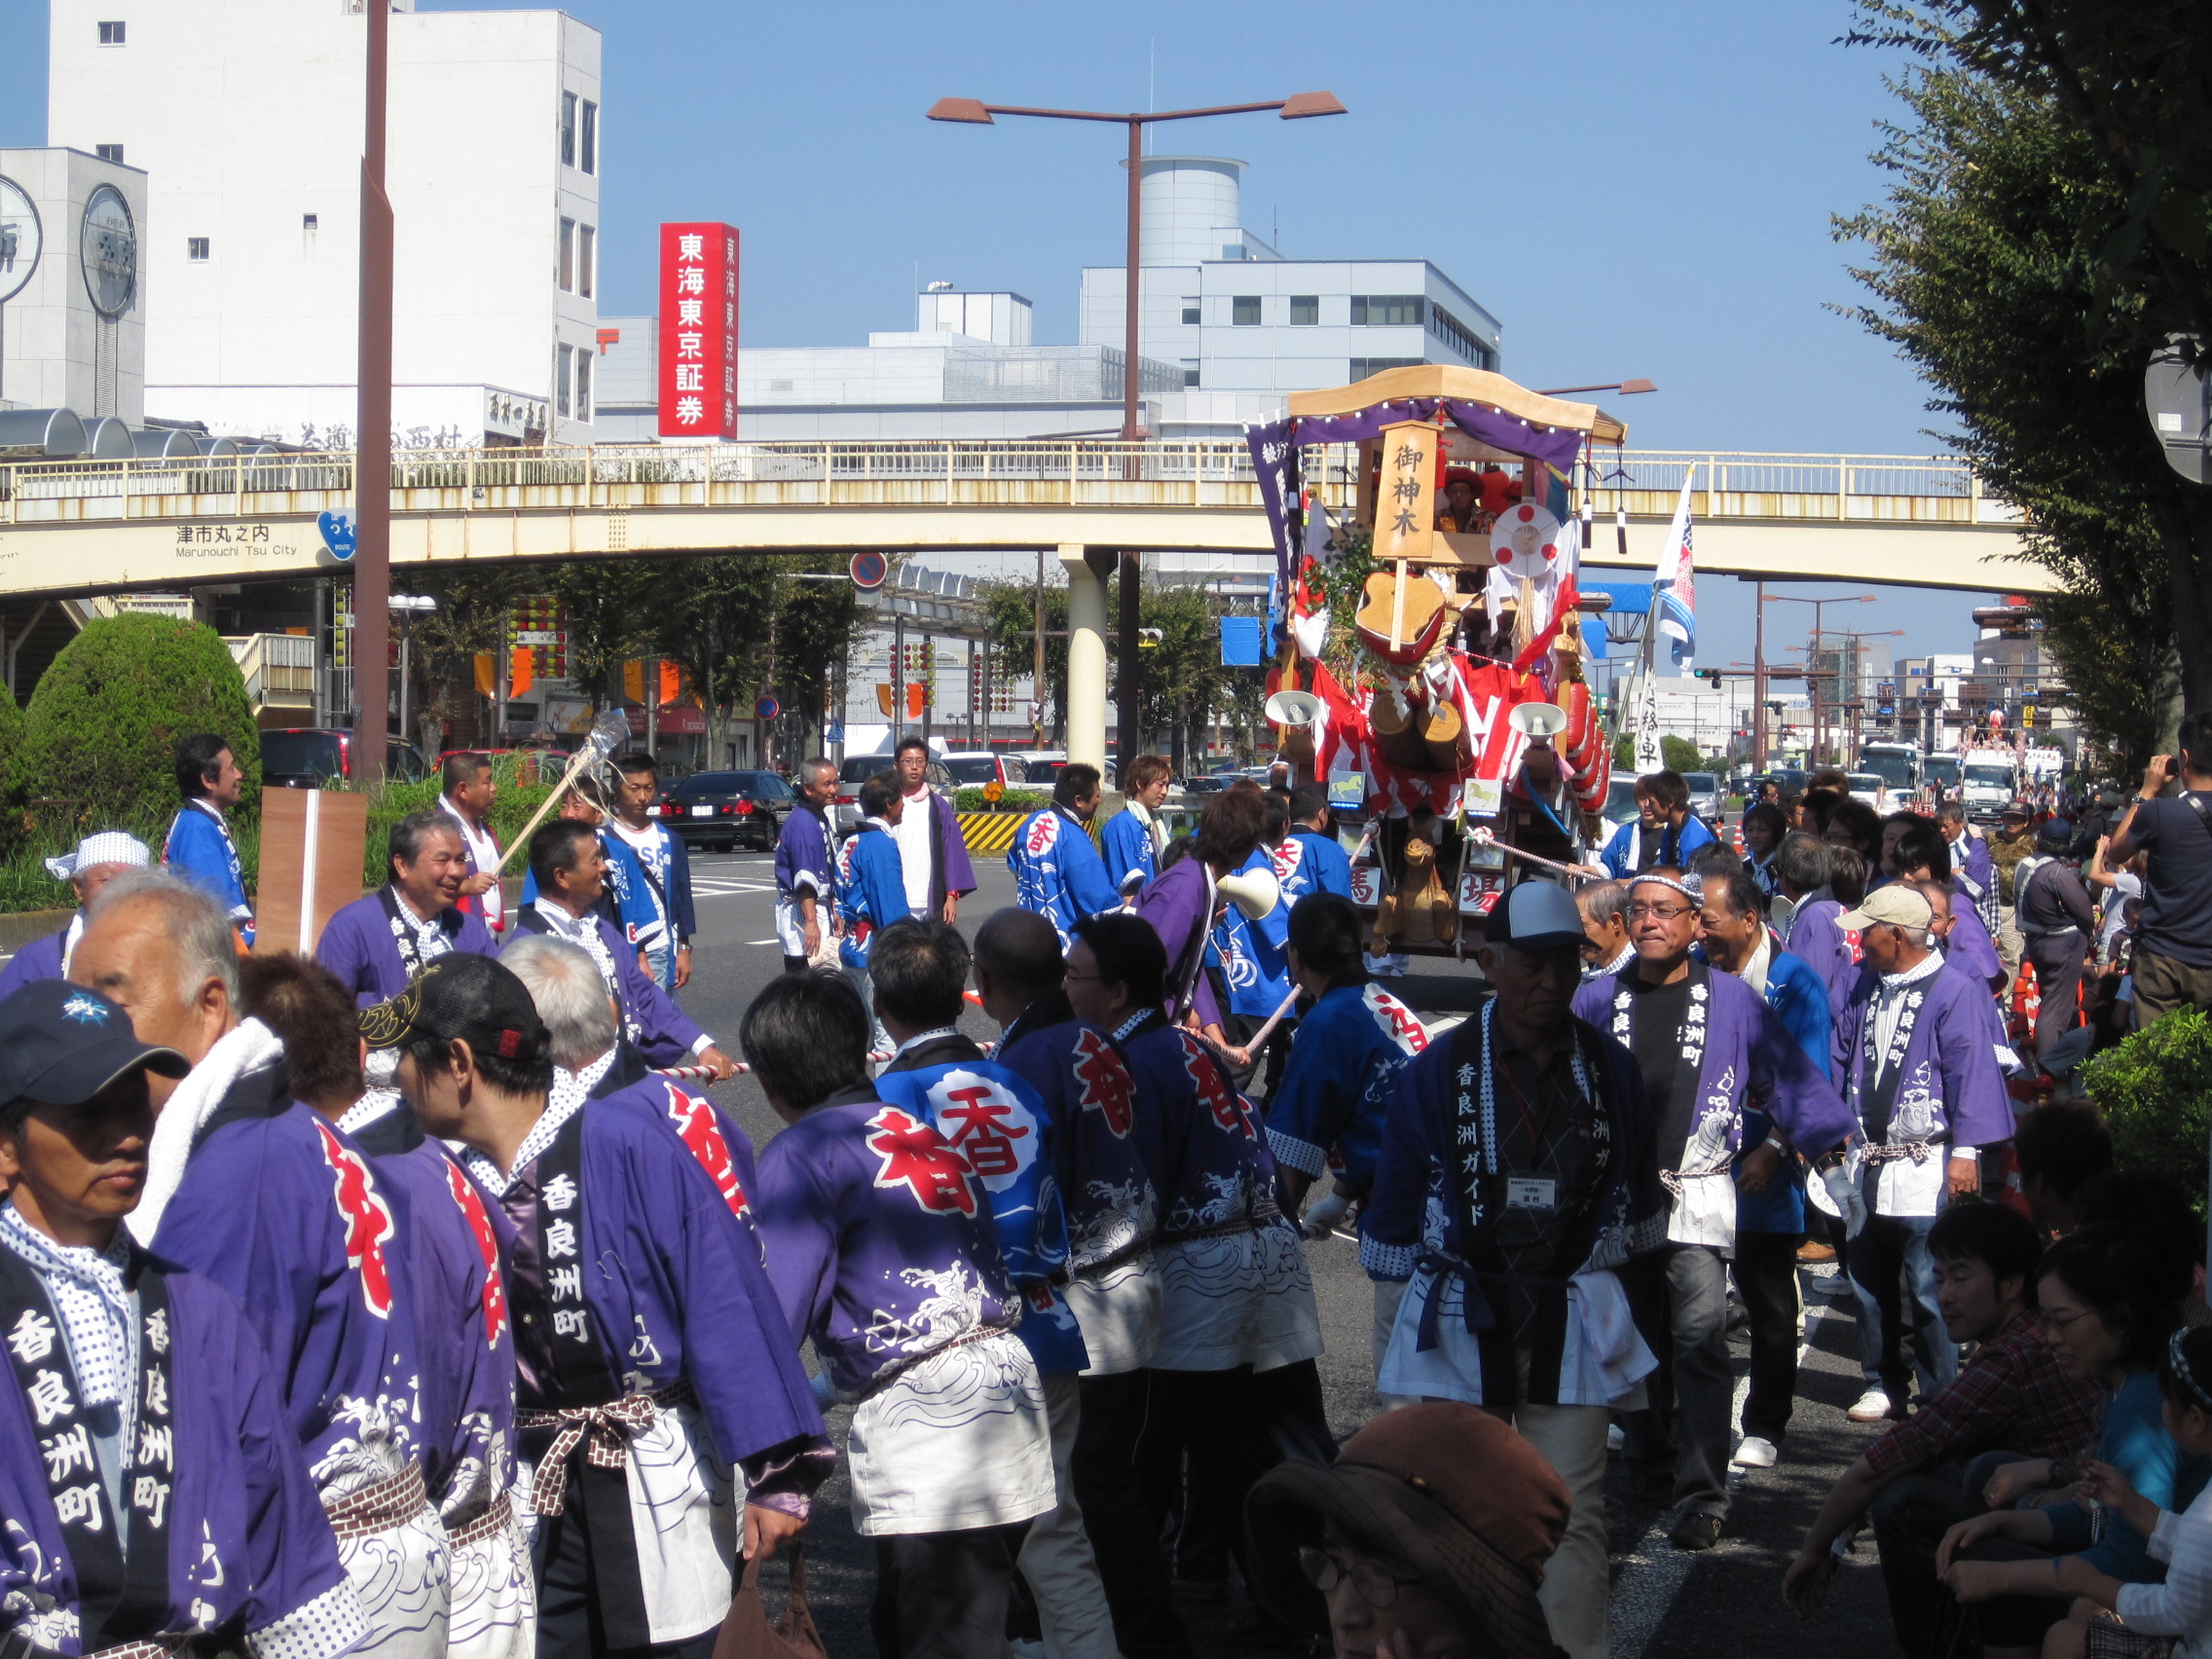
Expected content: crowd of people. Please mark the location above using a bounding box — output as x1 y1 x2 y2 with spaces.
5 721 2212 1659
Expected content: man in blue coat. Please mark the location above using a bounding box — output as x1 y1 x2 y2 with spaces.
1009 763 1120 950
163 732 253 941
1697 866 1831 1472
775 757 838 973
1102 756 1173 895
507 820 739 1078
1276 784 1354 904
1599 771 1715 879
602 752 697 992
318 809 495 1006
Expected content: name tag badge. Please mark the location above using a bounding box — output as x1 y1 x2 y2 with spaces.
1505 1176 1558 1211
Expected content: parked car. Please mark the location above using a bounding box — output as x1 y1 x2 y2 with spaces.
938 753 1028 792
261 728 430 788
1602 777 1641 830
1846 772 1890 807
657 769 795 852
1683 771 1722 826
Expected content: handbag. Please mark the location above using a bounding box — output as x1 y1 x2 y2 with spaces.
710 1540 828 1659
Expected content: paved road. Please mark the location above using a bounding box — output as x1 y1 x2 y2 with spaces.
665 849 1906 1659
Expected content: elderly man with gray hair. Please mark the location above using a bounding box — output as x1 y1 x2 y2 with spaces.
72 869 453 1657
501 932 630 1108
318 808 495 1006
0 830 154 998
774 756 840 973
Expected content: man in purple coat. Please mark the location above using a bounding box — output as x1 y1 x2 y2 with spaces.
507 820 739 1078
317 809 495 1007
242 953 535 1659
1570 868 1858 1553
1135 786 1270 1054
0 978 370 1659
74 872 450 1657
0 830 151 999
890 735 976 925
1829 884 2013 1425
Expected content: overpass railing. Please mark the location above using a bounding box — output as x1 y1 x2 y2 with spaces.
0 441 2016 527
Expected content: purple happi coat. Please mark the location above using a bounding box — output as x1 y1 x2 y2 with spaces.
1787 896 1862 1015
1833 956 2013 1218
1572 964 1856 1247
0 1235 362 1659
147 1073 426 1493
1134 856 1223 1029
343 1095 516 1522
317 888 496 1007
0 924 68 999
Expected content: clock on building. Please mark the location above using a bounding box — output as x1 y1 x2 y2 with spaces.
79 184 137 317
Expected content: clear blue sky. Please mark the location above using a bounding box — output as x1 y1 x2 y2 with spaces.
0 0 2014 669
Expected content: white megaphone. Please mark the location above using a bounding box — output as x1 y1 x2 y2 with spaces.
1265 688 1324 728
1218 866 1280 921
1510 701 1570 742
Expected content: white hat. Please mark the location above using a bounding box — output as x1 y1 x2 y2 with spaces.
44 830 154 884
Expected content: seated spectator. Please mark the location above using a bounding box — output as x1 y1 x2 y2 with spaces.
1936 1223 2208 1658
1782 1204 2104 1658
2013 1103 2115 1235
1246 1402 1570 1659
2045 1326 2212 1659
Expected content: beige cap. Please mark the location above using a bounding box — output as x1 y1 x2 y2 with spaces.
1835 883 1934 933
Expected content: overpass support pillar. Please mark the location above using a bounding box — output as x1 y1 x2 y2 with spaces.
1059 544 1110 772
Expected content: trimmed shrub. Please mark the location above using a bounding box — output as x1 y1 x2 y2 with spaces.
2083 1009 2212 1222
16 614 262 838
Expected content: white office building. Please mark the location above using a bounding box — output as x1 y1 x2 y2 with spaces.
0 146 148 424
45 0 601 448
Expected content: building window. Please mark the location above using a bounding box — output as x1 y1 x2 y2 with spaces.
1181 302 1200 325
574 349 592 421
98 20 125 44
577 224 595 298
1350 294 1424 326
1349 356 1421 379
95 143 124 164
303 212 318 230
1289 295 1319 326
556 344 573 418
187 237 209 261
1232 295 1262 327
1182 359 1201 387
1428 300 1493 368
561 92 577 166
580 100 598 175
559 218 575 291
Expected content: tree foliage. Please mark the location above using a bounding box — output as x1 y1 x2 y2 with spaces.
1839 62 2191 756
2083 1007 2212 1222
16 613 261 836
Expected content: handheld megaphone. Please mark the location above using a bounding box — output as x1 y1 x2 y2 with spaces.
1510 701 1570 742
1218 866 1279 921
1265 688 1324 728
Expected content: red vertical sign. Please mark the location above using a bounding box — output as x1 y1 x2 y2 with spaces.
657 222 739 439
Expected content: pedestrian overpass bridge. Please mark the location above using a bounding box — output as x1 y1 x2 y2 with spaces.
0 440 2050 600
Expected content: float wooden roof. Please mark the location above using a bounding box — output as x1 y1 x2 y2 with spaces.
1284 365 1628 446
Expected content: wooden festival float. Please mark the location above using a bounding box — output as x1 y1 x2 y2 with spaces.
1243 365 1628 956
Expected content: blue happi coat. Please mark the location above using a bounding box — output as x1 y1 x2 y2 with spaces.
1276 829 1354 904
603 821 697 983
873 1033 1086 1376
1571 964 1856 1248
836 821 910 969
1214 846 1293 1019
1113 1014 1288 1248
754 1089 1026 1399
164 801 251 938
1100 807 1161 892
0 1235 363 1659
1743 942 1833 1235
1267 980 1430 1194
1008 806 1119 949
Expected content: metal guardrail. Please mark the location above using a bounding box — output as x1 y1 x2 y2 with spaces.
0 442 2011 527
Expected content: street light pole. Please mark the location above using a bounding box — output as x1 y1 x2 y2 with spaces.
352 0 394 788
929 90 1345 781
1765 592 1877 769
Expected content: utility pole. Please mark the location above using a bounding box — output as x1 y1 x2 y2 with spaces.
1752 579 1766 768
351 0 393 786
1032 545 1046 748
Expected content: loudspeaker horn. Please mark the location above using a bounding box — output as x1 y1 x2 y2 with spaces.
1510 701 1570 741
1218 866 1280 921
1265 688 1324 727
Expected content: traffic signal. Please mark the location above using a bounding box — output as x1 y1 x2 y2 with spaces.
1698 668 1723 687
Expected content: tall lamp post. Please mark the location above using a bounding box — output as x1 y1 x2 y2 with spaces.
929 90 1346 781
1765 593 1875 767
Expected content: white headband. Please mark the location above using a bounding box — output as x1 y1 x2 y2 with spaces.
1629 872 1702 903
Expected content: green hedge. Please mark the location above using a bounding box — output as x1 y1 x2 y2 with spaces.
2083 1009 2212 1222
955 787 1050 814
15 614 261 839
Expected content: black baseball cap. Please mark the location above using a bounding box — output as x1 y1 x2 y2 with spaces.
1483 879 1589 951
0 981 189 1115
360 952 550 1066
